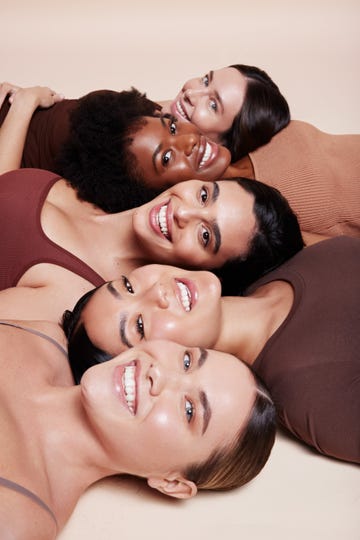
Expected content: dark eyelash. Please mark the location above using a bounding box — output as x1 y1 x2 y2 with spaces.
136 315 145 339
185 398 194 423
122 275 134 294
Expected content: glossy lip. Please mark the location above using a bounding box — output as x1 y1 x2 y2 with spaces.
174 278 198 311
197 137 219 170
149 199 173 241
114 360 139 415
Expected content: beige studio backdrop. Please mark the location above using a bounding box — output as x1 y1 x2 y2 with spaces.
1 1 360 539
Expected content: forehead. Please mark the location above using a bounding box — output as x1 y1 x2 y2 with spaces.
213 181 256 262
202 349 256 446
212 67 247 112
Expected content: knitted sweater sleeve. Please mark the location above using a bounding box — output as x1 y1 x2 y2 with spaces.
248 120 360 237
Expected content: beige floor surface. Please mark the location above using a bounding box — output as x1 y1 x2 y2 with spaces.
1 1 359 538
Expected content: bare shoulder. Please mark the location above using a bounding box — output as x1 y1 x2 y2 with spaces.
0 265 95 322
0 486 57 540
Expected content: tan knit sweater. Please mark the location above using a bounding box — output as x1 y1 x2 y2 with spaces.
246 120 360 237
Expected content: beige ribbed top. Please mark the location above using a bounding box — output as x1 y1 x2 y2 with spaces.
248 120 360 237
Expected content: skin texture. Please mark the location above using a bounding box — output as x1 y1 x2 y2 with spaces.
78 264 222 355
162 67 247 143
132 179 257 269
130 115 231 188
81 340 257 481
0 316 257 535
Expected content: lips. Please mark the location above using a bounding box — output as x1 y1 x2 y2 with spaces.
149 200 172 241
175 278 198 312
114 361 138 415
171 97 190 122
197 136 219 170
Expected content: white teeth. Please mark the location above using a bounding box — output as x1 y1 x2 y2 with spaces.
176 100 188 120
177 281 191 312
123 365 136 414
158 204 169 238
199 141 212 168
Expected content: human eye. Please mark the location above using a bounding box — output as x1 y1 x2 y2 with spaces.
199 225 211 248
122 275 134 294
201 74 209 87
185 398 194 423
136 314 145 340
162 149 172 167
199 185 209 204
169 118 177 135
209 98 217 112
183 350 192 371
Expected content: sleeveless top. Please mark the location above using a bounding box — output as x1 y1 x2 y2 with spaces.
0 168 105 290
247 237 360 463
0 320 67 530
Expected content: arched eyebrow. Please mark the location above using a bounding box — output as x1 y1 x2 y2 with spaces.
106 283 133 349
120 315 133 349
209 70 224 114
152 116 168 174
197 348 212 435
210 182 221 254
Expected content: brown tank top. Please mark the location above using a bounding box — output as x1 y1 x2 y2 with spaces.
0 168 105 289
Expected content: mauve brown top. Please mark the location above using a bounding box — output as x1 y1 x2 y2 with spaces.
0 98 77 171
0 168 104 289
246 236 360 464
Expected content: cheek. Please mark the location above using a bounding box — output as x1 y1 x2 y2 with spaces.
145 407 180 447
151 316 182 341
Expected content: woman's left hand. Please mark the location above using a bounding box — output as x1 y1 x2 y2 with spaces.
8 85 65 109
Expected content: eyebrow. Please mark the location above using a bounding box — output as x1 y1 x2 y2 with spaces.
120 314 133 349
152 115 168 174
106 283 133 349
107 281 122 300
197 348 212 435
208 70 224 114
211 182 221 254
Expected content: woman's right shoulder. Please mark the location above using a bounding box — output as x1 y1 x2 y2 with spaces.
0 488 57 540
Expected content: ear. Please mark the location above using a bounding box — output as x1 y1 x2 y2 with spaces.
147 475 197 499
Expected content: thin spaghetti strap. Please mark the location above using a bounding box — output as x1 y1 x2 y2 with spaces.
0 321 67 358
0 476 58 530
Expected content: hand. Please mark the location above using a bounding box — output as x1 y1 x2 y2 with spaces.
0 82 64 110
0 82 20 109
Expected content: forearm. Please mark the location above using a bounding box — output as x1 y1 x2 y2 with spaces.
0 94 37 173
0 84 63 175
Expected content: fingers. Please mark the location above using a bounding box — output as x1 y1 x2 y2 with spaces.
0 82 21 108
0 84 65 110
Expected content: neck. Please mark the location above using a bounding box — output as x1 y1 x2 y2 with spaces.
215 282 293 365
49 180 151 279
37 385 125 526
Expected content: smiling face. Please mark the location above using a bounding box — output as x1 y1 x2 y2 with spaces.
79 265 222 356
129 115 231 189
132 179 257 269
80 340 256 484
170 67 247 143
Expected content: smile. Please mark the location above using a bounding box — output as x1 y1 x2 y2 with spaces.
198 137 218 169
174 99 190 121
123 363 137 415
157 204 171 240
176 280 192 312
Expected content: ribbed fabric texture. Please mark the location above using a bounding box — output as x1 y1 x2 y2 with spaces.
249 120 360 237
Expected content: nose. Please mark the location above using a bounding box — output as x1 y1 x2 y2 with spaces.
184 87 207 105
148 363 180 396
145 283 169 309
174 202 204 229
175 132 198 157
